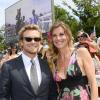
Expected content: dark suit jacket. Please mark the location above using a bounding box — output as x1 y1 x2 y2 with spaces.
0 55 57 100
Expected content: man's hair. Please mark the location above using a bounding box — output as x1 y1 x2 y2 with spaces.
80 32 88 38
18 24 42 40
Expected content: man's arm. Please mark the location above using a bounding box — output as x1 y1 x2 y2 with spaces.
0 63 11 100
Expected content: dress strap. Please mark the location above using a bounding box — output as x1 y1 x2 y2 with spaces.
68 48 77 66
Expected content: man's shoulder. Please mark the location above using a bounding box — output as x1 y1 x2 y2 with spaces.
97 37 100 41
4 55 22 66
38 55 50 68
98 37 100 39
8 55 21 61
97 37 100 44
38 55 48 63
2 55 22 70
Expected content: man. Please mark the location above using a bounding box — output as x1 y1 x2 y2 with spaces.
74 31 99 51
89 31 97 42
74 30 84 47
0 24 57 100
31 9 38 24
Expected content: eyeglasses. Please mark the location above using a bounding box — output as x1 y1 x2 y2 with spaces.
77 36 83 39
23 37 41 42
77 33 88 39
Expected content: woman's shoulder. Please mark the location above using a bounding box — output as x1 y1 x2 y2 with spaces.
76 47 91 60
76 47 89 53
71 47 88 55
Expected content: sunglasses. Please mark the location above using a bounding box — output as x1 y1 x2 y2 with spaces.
23 37 41 42
77 36 83 39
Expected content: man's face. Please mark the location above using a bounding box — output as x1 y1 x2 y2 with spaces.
90 33 96 40
77 32 84 41
77 32 88 42
21 30 41 56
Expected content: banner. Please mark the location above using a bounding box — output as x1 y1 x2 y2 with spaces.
5 0 53 43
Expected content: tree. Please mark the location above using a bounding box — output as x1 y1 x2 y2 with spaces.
62 0 100 36
0 26 7 51
54 6 79 39
0 34 5 51
54 6 69 23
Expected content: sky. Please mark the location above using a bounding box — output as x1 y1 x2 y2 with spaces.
0 0 20 27
0 0 75 27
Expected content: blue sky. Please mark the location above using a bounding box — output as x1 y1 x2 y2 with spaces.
0 0 75 27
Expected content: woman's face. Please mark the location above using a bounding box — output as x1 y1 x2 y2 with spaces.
11 47 17 54
52 26 68 49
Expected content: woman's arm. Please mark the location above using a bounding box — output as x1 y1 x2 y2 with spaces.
78 47 98 100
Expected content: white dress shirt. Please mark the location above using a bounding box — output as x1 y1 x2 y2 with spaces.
97 37 100 47
22 52 42 85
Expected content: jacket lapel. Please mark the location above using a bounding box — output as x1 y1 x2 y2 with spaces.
16 55 34 94
37 56 49 94
16 55 49 95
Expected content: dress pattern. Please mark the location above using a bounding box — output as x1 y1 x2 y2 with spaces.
54 50 90 100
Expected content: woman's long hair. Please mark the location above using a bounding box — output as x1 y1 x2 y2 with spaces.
48 21 73 72
49 21 72 55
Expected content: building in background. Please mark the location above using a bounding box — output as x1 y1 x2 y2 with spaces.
5 0 53 44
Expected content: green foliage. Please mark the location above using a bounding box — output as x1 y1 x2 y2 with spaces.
0 34 3 43
0 43 5 51
55 6 69 23
0 34 7 51
54 6 79 39
62 0 100 36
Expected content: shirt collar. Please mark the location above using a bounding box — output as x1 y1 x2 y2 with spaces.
22 52 38 65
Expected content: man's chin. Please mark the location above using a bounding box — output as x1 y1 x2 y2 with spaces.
29 51 37 54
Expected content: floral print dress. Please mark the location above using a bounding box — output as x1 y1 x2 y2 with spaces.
54 50 90 100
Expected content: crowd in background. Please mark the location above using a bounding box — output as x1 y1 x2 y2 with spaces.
1 26 100 74
0 22 100 99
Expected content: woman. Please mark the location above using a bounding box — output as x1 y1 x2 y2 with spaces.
76 32 100 75
1 45 18 66
49 21 98 100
